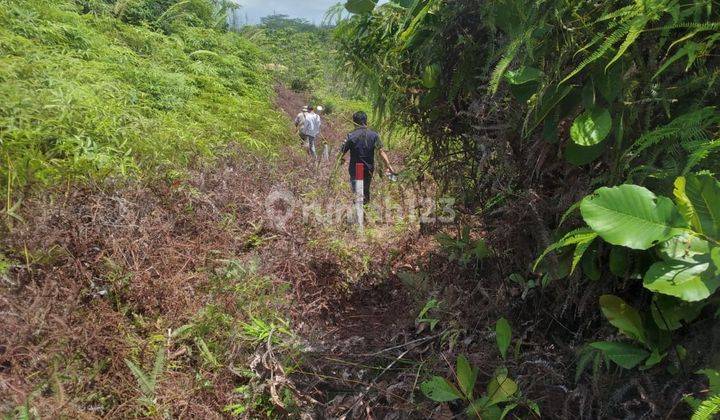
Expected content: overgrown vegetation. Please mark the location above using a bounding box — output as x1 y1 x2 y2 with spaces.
0 0 286 201
335 0 720 416
242 14 370 118
4 0 720 417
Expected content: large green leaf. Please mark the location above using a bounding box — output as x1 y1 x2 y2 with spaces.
660 233 711 263
651 294 704 331
467 397 503 419
505 66 542 85
644 260 717 302
486 374 518 405
564 140 606 166
422 64 440 89
599 295 646 343
345 0 377 14
580 184 686 250
420 376 463 402
674 175 701 230
589 341 649 369
712 247 720 275
495 317 512 359
570 107 612 146
456 355 478 399
682 174 720 239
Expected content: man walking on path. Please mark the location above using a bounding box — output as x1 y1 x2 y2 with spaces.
294 105 308 146
338 111 395 204
301 105 321 159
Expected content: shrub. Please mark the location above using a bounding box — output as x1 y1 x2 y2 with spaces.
290 77 310 92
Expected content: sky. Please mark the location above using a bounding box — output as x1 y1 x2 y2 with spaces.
233 0 344 25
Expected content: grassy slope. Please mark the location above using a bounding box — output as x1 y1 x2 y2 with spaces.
0 2 302 417
0 6 426 418
0 0 288 193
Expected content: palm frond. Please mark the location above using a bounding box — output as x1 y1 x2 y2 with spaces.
692 395 720 420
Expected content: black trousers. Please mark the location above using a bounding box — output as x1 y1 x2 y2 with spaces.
350 170 373 204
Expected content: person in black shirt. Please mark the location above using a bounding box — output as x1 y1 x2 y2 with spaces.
338 111 396 204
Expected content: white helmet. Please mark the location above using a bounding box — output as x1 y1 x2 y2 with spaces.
316 106 324 112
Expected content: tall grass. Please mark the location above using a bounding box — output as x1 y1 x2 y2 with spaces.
0 0 288 198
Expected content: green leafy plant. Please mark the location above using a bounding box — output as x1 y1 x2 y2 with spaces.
538 176 720 300
571 108 612 147
541 175 720 373
240 317 292 345
124 346 166 411
195 337 221 369
0 0 288 205
495 317 512 360
420 356 526 419
508 273 537 299
416 298 440 332
693 396 720 420
345 0 377 15
9 394 39 420
421 320 537 419
436 227 491 267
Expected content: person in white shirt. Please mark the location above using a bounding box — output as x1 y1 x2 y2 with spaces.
302 105 322 159
294 106 308 146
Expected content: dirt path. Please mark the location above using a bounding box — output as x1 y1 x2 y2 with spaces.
0 84 437 418
272 86 416 342
268 86 438 417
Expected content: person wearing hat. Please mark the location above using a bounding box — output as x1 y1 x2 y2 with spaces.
294 106 309 147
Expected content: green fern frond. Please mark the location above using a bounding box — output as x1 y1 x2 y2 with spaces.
533 227 597 272
560 23 630 84
595 5 637 23
151 346 165 387
489 29 532 94
124 359 155 396
655 22 720 32
575 30 612 57
684 139 720 174
624 107 717 162
124 346 165 398
606 16 649 70
692 394 720 420
155 0 191 24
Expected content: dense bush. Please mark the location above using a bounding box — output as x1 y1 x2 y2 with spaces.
335 0 720 415
290 77 311 92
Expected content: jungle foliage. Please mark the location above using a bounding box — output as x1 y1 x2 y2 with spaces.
0 0 287 202
335 0 720 415
242 14 366 107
